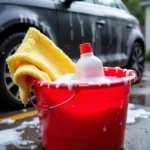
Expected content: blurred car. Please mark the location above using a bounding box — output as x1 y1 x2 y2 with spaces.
0 0 145 108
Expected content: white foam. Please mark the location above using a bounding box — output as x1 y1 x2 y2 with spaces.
48 83 51 88
88 81 95 85
22 109 27 113
68 80 79 91
40 81 47 87
127 104 150 124
120 77 128 85
126 69 133 76
115 67 121 73
0 104 150 149
31 145 37 149
0 117 39 149
128 103 135 109
54 74 112 90
1 118 15 125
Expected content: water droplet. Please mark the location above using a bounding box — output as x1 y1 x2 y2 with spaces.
22 109 27 112
120 121 122 126
72 105 75 108
120 105 123 110
48 83 50 88
103 126 107 132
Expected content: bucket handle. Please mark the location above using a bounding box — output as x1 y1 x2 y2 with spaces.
29 91 78 110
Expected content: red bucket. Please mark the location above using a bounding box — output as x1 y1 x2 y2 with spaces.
33 67 136 150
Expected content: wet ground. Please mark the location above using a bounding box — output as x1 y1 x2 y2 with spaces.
0 62 150 150
129 61 150 106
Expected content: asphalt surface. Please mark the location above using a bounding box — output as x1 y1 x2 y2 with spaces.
0 62 150 150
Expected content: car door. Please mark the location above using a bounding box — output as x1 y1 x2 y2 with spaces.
55 0 107 63
116 0 134 56
96 0 129 66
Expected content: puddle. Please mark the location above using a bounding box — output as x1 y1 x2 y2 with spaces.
0 104 150 149
129 94 150 106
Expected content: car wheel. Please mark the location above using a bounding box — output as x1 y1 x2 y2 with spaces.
127 42 145 82
0 32 35 109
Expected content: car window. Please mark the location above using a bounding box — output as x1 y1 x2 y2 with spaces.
97 0 117 8
117 0 128 11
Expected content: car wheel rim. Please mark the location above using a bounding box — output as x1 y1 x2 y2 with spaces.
4 44 35 102
131 45 144 81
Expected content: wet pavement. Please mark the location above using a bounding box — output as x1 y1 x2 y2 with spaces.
0 62 150 150
129 61 150 106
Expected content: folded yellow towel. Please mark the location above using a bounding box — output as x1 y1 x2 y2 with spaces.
6 27 75 105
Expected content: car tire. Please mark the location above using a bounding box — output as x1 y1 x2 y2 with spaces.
0 32 35 109
127 42 145 82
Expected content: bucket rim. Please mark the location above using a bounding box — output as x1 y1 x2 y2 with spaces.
34 67 136 90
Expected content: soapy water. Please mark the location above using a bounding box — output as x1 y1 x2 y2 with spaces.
54 73 112 90
53 72 132 90
0 104 150 149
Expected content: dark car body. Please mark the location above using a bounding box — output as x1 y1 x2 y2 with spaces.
0 0 145 107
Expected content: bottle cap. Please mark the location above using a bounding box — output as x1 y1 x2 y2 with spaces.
80 43 92 54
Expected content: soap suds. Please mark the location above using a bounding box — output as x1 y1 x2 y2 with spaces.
1 119 15 125
22 109 27 113
0 104 149 149
30 145 37 149
40 81 47 87
120 77 128 85
88 81 95 85
127 104 150 124
126 70 133 76
54 74 111 90
115 67 121 73
0 117 39 150
48 83 51 88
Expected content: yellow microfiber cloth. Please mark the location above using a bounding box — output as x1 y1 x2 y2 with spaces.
6 27 76 105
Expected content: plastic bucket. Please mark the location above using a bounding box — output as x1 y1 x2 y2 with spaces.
33 67 136 150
